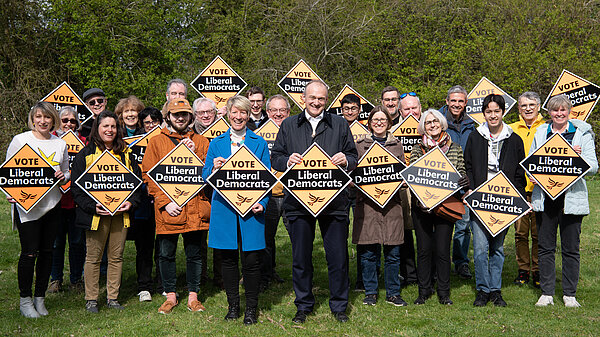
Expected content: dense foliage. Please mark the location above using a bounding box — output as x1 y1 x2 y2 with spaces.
2 0 600 157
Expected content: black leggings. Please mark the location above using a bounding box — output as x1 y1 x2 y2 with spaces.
17 205 61 298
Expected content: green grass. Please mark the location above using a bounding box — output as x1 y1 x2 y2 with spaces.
2 181 600 336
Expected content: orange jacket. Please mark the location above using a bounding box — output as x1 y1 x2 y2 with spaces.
142 127 211 234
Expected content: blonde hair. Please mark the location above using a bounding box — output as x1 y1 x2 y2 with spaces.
28 102 60 133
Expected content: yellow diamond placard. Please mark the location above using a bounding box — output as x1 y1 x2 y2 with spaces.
349 121 369 143
40 81 93 124
124 125 162 167
542 69 600 121
392 115 421 163
327 85 374 124
0 144 60 212
254 119 280 152
147 142 205 208
207 145 277 216
277 59 327 109
520 133 590 200
191 56 248 108
59 130 85 193
75 150 142 215
465 172 531 237
352 142 406 208
466 77 516 125
279 143 352 216
201 117 230 141
400 147 462 210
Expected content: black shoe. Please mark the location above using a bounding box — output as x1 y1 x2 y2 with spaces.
473 290 489 307
489 291 507 307
414 288 433 305
332 311 349 323
386 295 408 306
532 271 540 288
292 310 310 324
456 264 472 280
513 270 529 285
354 281 365 292
107 299 124 310
243 307 258 325
85 300 99 313
362 294 377 306
272 271 285 283
225 303 240 320
438 295 453 305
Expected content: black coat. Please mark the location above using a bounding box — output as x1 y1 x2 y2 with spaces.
464 129 526 197
271 110 358 216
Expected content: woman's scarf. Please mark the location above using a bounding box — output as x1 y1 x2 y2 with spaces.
422 131 452 153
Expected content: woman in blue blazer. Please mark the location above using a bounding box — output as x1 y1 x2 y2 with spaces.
202 95 270 325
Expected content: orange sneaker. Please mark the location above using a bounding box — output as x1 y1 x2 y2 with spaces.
158 300 178 314
187 300 206 312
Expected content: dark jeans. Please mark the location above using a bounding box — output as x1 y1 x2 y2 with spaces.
17 205 60 298
131 217 155 292
50 207 85 284
221 248 261 308
288 215 349 313
199 231 223 284
360 244 401 297
261 196 288 284
158 231 205 294
400 229 417 283
537 196 583 297
413 207 454 296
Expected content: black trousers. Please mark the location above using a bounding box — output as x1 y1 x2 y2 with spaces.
412 207 453 297
17 205 60 298
131 217 155 293
400 229 418 284
288 214 349 313
261 196 288 284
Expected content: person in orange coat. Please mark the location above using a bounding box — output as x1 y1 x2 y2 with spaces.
142 98 211 314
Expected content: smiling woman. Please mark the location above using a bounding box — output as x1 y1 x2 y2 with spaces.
114 96 145 137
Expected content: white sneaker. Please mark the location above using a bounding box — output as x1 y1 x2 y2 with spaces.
535 295 554 306
563 296 581 308
138 291 152 302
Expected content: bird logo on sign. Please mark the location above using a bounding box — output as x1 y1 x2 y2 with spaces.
570 110 585 119
174 187 190 199
423 190 439 201
235 194 253 206
374 187 390 199
546 178 564 190
307 193 325 206
19 190 37 203
105 194 120 205
488 215 504 227
215 95 226 104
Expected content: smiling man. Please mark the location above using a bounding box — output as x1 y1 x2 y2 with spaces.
245 86 268 131
192 98 217 134
381 86 401 125
80 88 108 138
271 80 358 324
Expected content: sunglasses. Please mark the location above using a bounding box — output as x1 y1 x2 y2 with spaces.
61 118 78 124
400 92 417 99
88 98 105 106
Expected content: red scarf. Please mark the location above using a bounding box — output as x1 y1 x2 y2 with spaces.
422 131 452 153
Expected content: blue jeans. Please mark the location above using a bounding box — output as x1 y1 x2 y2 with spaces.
472 220 507 293
50 208 85 284
452 208 471 269
359 244 401 297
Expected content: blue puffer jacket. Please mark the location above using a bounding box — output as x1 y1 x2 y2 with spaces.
530 119 598 215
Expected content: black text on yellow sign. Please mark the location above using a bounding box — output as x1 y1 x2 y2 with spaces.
392 115 421 164
190 56 248 108
277 59 327 110
125 125 162 167
254 119 280 152
465 77 516 125
0 144 60 212
40 81 93 124
520 133 591 200
59 130 85 193
147 142 206 208
465 171 531 237
351 142 406 208
400 146 462 210
349 121 369 143
542 69 600 121
201 117 230 141
279 143 352 217
75 150 142 215
327 85 374 124
207 145 277 217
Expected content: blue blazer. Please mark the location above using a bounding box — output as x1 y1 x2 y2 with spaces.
202 128 270 251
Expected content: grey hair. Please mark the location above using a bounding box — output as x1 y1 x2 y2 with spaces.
193 97 217 112
446 85 468 100
518 91 541 105
417 108 448 135
166 78 187 95
58 106 80 129
547 94 572 112
266 94 291 110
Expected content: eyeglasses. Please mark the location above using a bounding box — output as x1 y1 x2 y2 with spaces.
400 92 417 99
195 109 215 116
342 106 359 112
250 100 264 105
61 118 78 124
143 120 159 126
88 98 105 106
268 108 289 114
382 97 398 102
425 119 440 126
371 118 388 125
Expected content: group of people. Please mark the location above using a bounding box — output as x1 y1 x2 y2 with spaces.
8 77 597 325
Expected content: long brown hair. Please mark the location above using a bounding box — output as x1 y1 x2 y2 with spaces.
89 111 127 154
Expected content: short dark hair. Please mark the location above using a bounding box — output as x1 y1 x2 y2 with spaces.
341 94 360 106
482 94 506 114
89 111 127 154
138 107 163 125
366 105 393 133
246 86 265 99
381 86 399 99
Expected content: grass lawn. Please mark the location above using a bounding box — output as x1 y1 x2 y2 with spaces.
1 180 600 336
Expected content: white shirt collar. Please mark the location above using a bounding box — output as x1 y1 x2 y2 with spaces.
305 110 324 136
